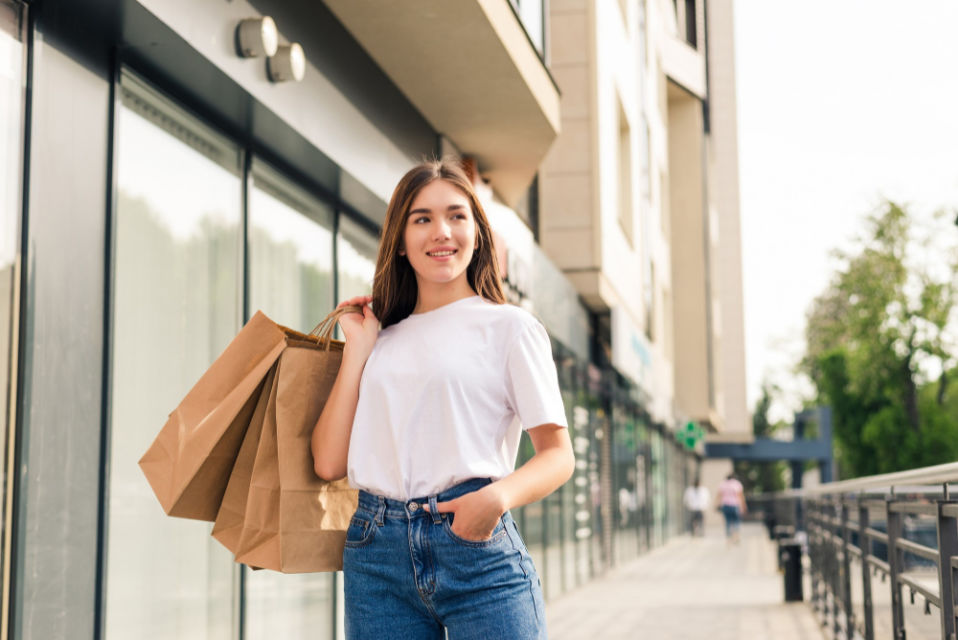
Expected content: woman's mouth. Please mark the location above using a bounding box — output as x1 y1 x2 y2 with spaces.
426 249 457 257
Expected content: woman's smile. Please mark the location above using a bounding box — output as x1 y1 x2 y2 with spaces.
426 246 458 260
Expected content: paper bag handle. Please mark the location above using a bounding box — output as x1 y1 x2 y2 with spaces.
309 304 364 350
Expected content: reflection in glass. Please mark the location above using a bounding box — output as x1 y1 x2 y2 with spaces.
0 0 23 613
106 76 241 639
248 162 334 329
336 215 378 302
245 161 334 640
650 430 666 547
512 0 544 54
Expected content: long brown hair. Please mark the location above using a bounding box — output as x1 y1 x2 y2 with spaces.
373 158 505 329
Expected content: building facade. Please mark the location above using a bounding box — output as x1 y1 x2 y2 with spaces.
0 1 714 639
540 0 748 516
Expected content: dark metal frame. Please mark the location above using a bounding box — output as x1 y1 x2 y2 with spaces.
4 1 29 637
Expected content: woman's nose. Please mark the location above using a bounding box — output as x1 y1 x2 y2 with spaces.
432 220 451 240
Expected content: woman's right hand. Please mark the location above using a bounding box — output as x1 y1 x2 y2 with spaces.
336 295 379 362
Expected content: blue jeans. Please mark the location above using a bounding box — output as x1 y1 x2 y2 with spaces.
343 478 547 639
721 504 741 536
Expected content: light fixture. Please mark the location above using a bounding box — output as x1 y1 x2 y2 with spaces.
236 17 278 58
267 43 306 83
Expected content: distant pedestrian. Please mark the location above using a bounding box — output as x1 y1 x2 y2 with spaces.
683 478 710 536
717 473 746 544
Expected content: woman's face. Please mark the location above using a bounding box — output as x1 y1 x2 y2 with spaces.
401 179 477 291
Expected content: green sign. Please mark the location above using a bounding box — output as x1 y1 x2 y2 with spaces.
676 421 705 450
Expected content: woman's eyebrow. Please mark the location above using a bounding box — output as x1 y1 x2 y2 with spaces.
408 204 467 215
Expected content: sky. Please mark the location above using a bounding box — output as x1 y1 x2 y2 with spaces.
733 1 958 421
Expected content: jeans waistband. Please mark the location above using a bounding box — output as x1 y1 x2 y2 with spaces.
357 478 492 519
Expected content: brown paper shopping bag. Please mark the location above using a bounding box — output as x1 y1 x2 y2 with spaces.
234 334 359 573
210 365 276 551
138 311 290 521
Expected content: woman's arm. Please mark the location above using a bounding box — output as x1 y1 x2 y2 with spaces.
430 424 575 540
311 296 379 481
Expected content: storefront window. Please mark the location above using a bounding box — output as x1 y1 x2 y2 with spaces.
0 1 23 630
245 160 335 640
336 215 378 303
106 72 242 639
611 400 640 564
248 160 334 329
650 430 666 546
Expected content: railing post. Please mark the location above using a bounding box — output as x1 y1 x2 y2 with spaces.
887 497 907 640
823 498 834 632
937 499 957 640
859 498 874 640
809 498 821 616
830 498 840 640
841 498 854 639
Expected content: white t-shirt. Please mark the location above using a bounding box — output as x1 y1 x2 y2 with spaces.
683 486 710 511
347 295 569 500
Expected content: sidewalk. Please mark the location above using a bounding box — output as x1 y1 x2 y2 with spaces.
545 522 824 640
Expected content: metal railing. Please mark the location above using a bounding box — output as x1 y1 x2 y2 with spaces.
771 462 958 640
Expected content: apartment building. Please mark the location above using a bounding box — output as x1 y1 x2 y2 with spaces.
540 0 748 496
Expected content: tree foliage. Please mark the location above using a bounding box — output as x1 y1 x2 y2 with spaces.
802 202 958 477
734 384 787 494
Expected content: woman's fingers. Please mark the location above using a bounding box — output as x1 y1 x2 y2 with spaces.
425 498 457 513
336 295 373 310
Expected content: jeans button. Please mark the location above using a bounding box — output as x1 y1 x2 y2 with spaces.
408 502 419 512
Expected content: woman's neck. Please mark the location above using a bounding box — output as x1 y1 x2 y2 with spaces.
412 280 476 314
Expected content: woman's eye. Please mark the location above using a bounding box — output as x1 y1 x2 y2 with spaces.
413 216 429 224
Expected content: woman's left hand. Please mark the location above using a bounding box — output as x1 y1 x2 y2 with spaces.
428 484 507 542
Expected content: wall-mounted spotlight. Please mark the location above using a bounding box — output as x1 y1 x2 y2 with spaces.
236 17 278 58
267 43 305 83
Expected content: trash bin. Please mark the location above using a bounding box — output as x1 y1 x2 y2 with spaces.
773 525 795 569
780 539 803 602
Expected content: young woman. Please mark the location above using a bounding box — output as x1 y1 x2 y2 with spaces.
311 159 575 639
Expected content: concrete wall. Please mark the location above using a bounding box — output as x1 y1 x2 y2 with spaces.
706 0 749 433
540 0 596 274
136 0 429 203
542 0 677 414
666 85 711 423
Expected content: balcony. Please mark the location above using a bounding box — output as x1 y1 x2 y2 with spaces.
324 0 561 206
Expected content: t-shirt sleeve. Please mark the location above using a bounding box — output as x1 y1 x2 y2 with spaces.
505 319 569 430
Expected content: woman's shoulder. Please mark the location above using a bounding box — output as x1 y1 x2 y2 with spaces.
476 299 542 332
474 298 536 321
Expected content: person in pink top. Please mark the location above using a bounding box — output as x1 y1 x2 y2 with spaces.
716 473 747 543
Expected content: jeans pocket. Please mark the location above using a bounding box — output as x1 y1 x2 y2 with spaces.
442 514 508 548
344 513 376 548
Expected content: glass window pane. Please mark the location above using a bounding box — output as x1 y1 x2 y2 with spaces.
248 160 334 328
516 0 544 54
106 72 242 640
336 215 378 302
245 159 335 640
0 0 23 613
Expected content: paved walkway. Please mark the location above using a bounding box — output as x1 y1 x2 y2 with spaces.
545 522 824 640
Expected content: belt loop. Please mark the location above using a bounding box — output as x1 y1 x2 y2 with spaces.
376 495 386 526
428 495 441 524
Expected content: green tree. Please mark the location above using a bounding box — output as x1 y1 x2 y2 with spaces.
802 202 958 477
734 384 787 494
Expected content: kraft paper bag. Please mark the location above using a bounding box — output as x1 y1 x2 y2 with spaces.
234 340 358 573
211 365 276 552
138 311 290 521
